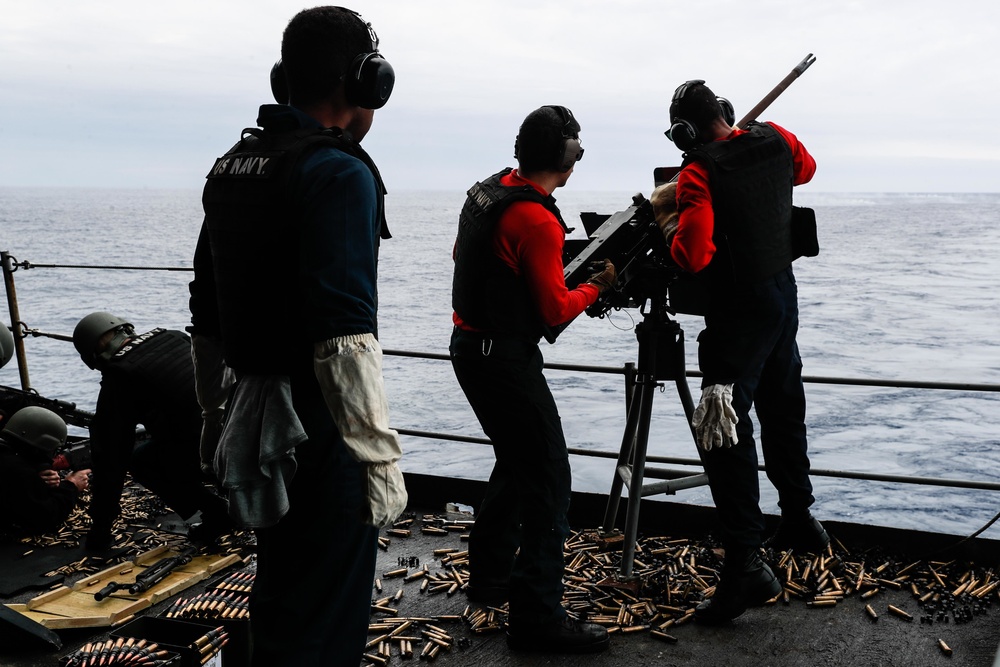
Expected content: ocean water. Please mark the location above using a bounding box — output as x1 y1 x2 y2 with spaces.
2 187 999 538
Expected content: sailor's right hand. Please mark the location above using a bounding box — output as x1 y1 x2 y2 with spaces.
66 469 91 493
586 259 617 293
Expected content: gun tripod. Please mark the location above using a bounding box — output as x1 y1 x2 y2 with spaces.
600 295 709 578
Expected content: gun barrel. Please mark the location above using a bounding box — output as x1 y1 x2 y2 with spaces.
736 53 817 129
0 384 95 428
793 53 816 75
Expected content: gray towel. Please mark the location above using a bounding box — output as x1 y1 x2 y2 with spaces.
214 375 307 529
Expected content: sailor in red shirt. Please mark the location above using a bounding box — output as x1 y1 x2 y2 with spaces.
452 169 599 332
672 123 816 273
666 80 825 624
450 106 615 654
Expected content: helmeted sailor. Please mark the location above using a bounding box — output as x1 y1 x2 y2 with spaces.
0 404 91 535
72 311 232 550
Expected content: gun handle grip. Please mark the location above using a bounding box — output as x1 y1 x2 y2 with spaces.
94 583 117 601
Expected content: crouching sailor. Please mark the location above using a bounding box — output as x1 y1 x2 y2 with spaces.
73 312 233 550
0 406 91 535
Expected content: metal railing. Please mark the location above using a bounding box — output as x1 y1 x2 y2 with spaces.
384 348 1000 494
5 250 1000 497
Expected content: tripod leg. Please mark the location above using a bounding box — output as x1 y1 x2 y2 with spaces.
601 384 644 532
676 376 699 447
619 376 657 579
670 327 698 440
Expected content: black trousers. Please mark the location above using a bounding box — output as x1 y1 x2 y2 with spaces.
696 267 815 551
90 427 227 534
450 327 571 627
249 373 378 667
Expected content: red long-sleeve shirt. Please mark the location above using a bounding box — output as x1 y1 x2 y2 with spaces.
671 122 816 274
453 169 599 330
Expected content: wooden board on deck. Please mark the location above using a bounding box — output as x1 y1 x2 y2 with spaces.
3 547 240 630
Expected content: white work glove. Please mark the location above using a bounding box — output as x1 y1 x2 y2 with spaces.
314 333 408 528
691 384 739 451
362 462 408 528
191 334 236 476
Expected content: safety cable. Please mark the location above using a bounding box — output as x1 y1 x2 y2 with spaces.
14 259 192 272
926 508 1000 557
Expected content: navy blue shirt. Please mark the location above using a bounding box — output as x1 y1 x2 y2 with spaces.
258 105 381 342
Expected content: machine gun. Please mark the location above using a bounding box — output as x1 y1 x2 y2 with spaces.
94 550 194 602
51 437 92 471
555 53 818 327
0 384 94 429
544 193 681 341
562 193 678 317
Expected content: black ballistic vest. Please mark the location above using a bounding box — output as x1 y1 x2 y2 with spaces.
201 115 387 374
682 122 795 287
452 168 567 340
106 329 197 429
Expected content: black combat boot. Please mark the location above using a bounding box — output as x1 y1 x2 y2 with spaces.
765 511 830 553
188 499 236 546
466 583 509 606
507 615 610 654
695 548 781 625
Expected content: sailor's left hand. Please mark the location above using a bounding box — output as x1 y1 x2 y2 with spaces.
586 259 617 293
691 384 738 451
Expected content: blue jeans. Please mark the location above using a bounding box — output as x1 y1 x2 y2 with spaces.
696 267 815 551
450 328 571 628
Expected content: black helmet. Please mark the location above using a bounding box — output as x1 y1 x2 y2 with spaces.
73 312 134 370
2 406 67 460
0 320 14 369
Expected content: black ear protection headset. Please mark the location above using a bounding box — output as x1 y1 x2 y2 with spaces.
514 105 584 173
270 7 395 109
666 79 735 151
550 105 585 172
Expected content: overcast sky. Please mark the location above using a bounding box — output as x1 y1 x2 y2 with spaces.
2 0 998 193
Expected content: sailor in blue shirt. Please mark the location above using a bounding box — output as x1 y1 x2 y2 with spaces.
190 7 405 667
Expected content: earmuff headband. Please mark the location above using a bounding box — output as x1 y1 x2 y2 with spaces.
270 7 394 109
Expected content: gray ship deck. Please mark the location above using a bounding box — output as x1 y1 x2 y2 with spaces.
2 474 1000 666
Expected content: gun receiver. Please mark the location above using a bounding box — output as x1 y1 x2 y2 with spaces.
52 439 92 471
563 194 676 315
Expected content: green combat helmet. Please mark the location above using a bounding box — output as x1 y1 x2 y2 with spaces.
73 312 134 371
2 406 68 460
0 319 14 369
0 320 14 368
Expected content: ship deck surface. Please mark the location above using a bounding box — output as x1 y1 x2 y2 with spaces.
4 498 1000 667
